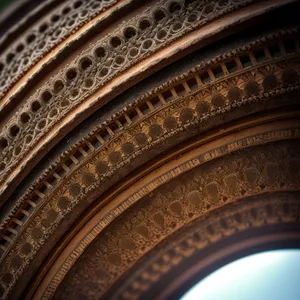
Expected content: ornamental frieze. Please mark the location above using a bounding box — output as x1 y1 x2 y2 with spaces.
52 140 300 299
0 0 273 201
0 1 299 299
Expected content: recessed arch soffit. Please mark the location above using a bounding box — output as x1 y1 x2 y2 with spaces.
0 22 300 298
0 0 293 204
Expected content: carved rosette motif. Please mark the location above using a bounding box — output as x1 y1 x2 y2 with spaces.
0 0 256 197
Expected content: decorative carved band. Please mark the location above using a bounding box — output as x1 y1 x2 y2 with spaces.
51 140 300 299
1 28 299 244
0 0 119 100
0 0 261 201
112 192 300 300
1 28 300 298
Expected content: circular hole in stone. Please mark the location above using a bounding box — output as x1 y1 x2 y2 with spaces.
80 57 93 71
84 78 94 88
39 23 48 33
12 66 19 74
110 36 122 48
66 68 77 81
70 89 79 98
68 19 75 27
51 14 60 23
172 22 182 31
10 124 20 137
157 30 167 40
54 29 62 37
69 183 81 197
143 39 153 50
74 0 82 8
37 119 46 129
169 2 181 13
124 27 136 40
99 67 108 77
41 90 52 103
31 228 43 240
58 196 70 210
139 19 151 31
129 47 139 58
53 80 64 93
80 9 88 17
154 9 166 22
11 255 22 269
6 53 15 63
61 99 69 107
115 56 125 65
204 3 214 14
62 6 71 15
16 43 24 53
26 34 36 44
20 112 30 124
187 13 197 23
38 41 46 49
21 242 33 255
82 172 95 186
26 135 33 143
14 146 21 155
94 46 106 59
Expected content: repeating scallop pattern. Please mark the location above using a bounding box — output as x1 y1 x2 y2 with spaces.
0 0 254 190
0 30 300 299
0 32 299 259
0 0 118 98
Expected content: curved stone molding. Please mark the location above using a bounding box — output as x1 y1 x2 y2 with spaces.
0 26 300 298
0 0 285 204
111 192 300 300
0 1 299 299
1 27 299 231
1 27 299 221
0 0 119 100
50 140 300 299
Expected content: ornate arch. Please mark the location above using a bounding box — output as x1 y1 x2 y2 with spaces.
0 0 299 299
